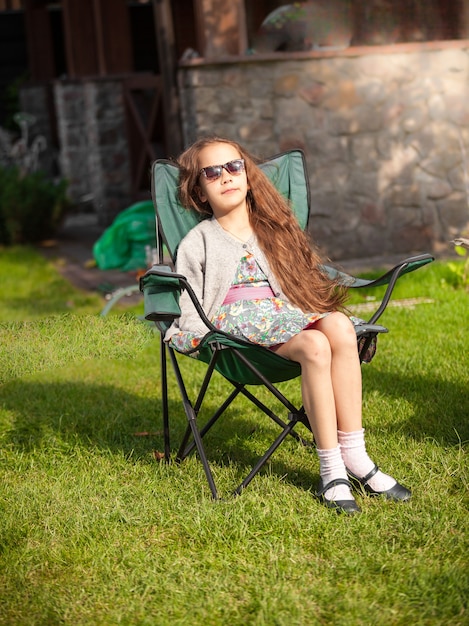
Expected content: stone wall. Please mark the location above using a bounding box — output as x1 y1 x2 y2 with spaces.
54 78 131 225
18 85 56 177
178 42 469 261
54 81 90 203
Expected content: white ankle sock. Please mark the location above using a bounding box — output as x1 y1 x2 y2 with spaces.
338 429 396 492
317 445 355 501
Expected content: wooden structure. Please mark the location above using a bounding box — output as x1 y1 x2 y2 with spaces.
1 0 189 210
2 0 469 222
6 1 469 138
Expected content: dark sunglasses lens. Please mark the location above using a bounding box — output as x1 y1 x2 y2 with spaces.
226 160 244 174
203 165 222 181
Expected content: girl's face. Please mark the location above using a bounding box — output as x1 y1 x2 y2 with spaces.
197 142 249 218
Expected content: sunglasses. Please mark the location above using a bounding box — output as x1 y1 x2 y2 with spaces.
199 159 245 182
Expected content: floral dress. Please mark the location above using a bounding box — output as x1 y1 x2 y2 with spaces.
169 252 329 353
169 252 376 361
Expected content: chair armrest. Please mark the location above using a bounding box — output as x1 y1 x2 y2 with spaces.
323 253 434 288
139 265 217 331
323 253 434 325
354 323 388 338
139 265 182 322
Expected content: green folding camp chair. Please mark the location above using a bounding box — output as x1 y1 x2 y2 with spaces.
140 150 434 499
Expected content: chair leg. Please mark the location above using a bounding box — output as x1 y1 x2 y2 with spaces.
164 343 313 499
233 414 307 495
237 385 312 446
178 386 242 460
174 346 232 461
160 336 171 462
168 346 220 499
186 408 219 499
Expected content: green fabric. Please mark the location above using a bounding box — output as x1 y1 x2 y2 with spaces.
322 256 434 288
152 162 201 261
93 201 156 271
140 267 181 321
152 150 310 261
196 332 301 385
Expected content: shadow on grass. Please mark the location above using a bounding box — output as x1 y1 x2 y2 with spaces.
157 364 469 493
165 367 469 493
0 377 317 491
362 368 469 445
2 365 466 495
1 380 162 458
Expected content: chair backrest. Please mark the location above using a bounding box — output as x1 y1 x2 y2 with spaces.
151 149 310 262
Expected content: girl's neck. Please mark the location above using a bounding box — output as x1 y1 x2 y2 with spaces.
215 213 253 244
214 203 250 226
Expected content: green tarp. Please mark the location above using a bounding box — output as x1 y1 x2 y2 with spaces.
93 201 156 271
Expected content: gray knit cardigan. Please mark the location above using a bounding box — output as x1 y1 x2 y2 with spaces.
164 217 287 342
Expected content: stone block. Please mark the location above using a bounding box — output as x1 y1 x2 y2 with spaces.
384 183 422 208
391 222 434 253
401 106 427 133
427 49 469 78
274 74 300 96
279 135 306 153
377 145 419 191
360 201 386 226
299 81 326 106
357 54 414 83
415 172 453 200
323 80 361 110
309 162 348 197
447 162 469 192
275 98 315 131
239 120 273 142
351 135 379 169
436 192 469 233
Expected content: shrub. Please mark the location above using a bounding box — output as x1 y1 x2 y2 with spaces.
0 166 69 245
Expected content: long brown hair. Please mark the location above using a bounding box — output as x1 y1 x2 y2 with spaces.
177 136 347 313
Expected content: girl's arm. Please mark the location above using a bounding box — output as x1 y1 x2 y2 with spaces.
165 235 209 341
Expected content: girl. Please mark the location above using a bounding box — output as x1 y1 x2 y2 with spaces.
165 136 411 514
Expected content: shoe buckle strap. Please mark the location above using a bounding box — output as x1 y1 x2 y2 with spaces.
317 477 352 497
360 464 380 486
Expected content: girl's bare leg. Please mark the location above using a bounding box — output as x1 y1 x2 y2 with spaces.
275 312 362 444
275 326 340 448
313 312 363 433
314 313 402 491
277 312 406 496
275 321 358 508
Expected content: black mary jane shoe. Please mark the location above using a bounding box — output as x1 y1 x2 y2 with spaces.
347 465 412 502
316 478 361 515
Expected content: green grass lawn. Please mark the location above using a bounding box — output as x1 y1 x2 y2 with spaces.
0 247 468 625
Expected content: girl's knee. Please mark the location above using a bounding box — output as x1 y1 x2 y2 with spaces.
323 312 356 340
315 312 357 355
298 330 332 364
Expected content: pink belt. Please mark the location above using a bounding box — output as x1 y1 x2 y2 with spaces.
222 286 275 305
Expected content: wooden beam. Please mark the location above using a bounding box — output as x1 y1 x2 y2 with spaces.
0 1 23 9
97 0 132 74
62 0 98 77
193 0 247 57
152 0 183 156
61 0 131 77
462 0 469 38
92 0 106 75
23 0 55 81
